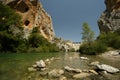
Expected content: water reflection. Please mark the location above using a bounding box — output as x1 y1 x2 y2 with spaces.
48 52 90 69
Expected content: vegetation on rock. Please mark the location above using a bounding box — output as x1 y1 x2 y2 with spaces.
80 27 120 55
0 3 59 53
0 2 23 52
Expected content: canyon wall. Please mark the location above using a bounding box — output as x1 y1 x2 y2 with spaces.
1 0 55 41
98 0 120 33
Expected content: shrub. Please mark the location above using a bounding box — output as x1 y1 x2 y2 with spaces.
79 31 120 55
79 41 107 55
28 33 46 48
0 2 22 31
112 36 120 49
28 27 59 52
0 3 24 52
0 3 59 53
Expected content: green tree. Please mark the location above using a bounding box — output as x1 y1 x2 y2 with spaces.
0 3 24 52
28 33 47 48
81 22 95 45
0 2 22 31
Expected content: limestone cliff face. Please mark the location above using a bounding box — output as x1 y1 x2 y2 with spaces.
1 0 55 41
98 0 120 32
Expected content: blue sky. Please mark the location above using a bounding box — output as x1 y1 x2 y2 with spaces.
40 0 105 42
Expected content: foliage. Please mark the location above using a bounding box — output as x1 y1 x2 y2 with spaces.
28 33 45 47
79 41 107 55
81 22 95 45
32 27 39 33
0 3 59 53
79 22 115 55
0 2 22 31
98 32 120 49
80 30 120 55
28 27 59 52
0 3 24 52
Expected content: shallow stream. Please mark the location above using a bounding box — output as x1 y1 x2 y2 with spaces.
0 52 120 80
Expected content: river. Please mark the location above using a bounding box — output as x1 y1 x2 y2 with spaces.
0 52 120 80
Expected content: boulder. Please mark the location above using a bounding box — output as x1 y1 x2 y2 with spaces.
64 66 82 73
73 72 91 79
110 51 120 56
59 76 67 80
96 64 119 73
28 67 37 72
90 61 100 66
45 59 51 65
50 57 55 61
45 59 50 62
64 66 73 71
100 71 108 75
48 69 64 78
72 69 82 73
89 70 98 75
32 64 37 68
36 60 46 68
80 57 89 60
41 68 47 71
82 70 89 73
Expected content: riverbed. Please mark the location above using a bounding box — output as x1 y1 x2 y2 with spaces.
0 52 120 80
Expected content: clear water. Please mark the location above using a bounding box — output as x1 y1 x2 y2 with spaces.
0 52 119 80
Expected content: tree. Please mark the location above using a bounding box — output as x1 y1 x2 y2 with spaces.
0 2 22 31
81 22 95 45
0 3 24 52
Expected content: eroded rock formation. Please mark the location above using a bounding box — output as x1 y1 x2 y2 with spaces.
1 0 55 41
98 0 120 33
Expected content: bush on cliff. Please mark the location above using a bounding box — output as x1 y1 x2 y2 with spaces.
98 32 120 49
0 3 24 52
0 3 59 53
28 27 59 52
0 2 22 31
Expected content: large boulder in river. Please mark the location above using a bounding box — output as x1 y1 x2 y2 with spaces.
73 72 91 79
36 60 46 68
64 66 82 73
28 67 37 72
59 76 67 80
96 64 119 73
80 57 89 60
48 69 64 78
90 61 100 66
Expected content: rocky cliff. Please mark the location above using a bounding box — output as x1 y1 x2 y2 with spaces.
1 0 55 41
98 0 120 33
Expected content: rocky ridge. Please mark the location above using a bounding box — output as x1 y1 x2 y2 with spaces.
98 0 120 32
1 0 55 41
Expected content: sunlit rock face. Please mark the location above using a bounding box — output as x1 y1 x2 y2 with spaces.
98 0 120 33
1 0 55 41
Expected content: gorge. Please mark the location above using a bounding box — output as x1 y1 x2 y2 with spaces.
0 0 120 80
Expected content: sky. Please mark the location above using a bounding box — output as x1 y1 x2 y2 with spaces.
40 0 105 42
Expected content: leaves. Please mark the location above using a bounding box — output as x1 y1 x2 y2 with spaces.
81 22 95 45
0 2 22 31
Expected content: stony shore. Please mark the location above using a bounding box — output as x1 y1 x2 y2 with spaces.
27 51 120 80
